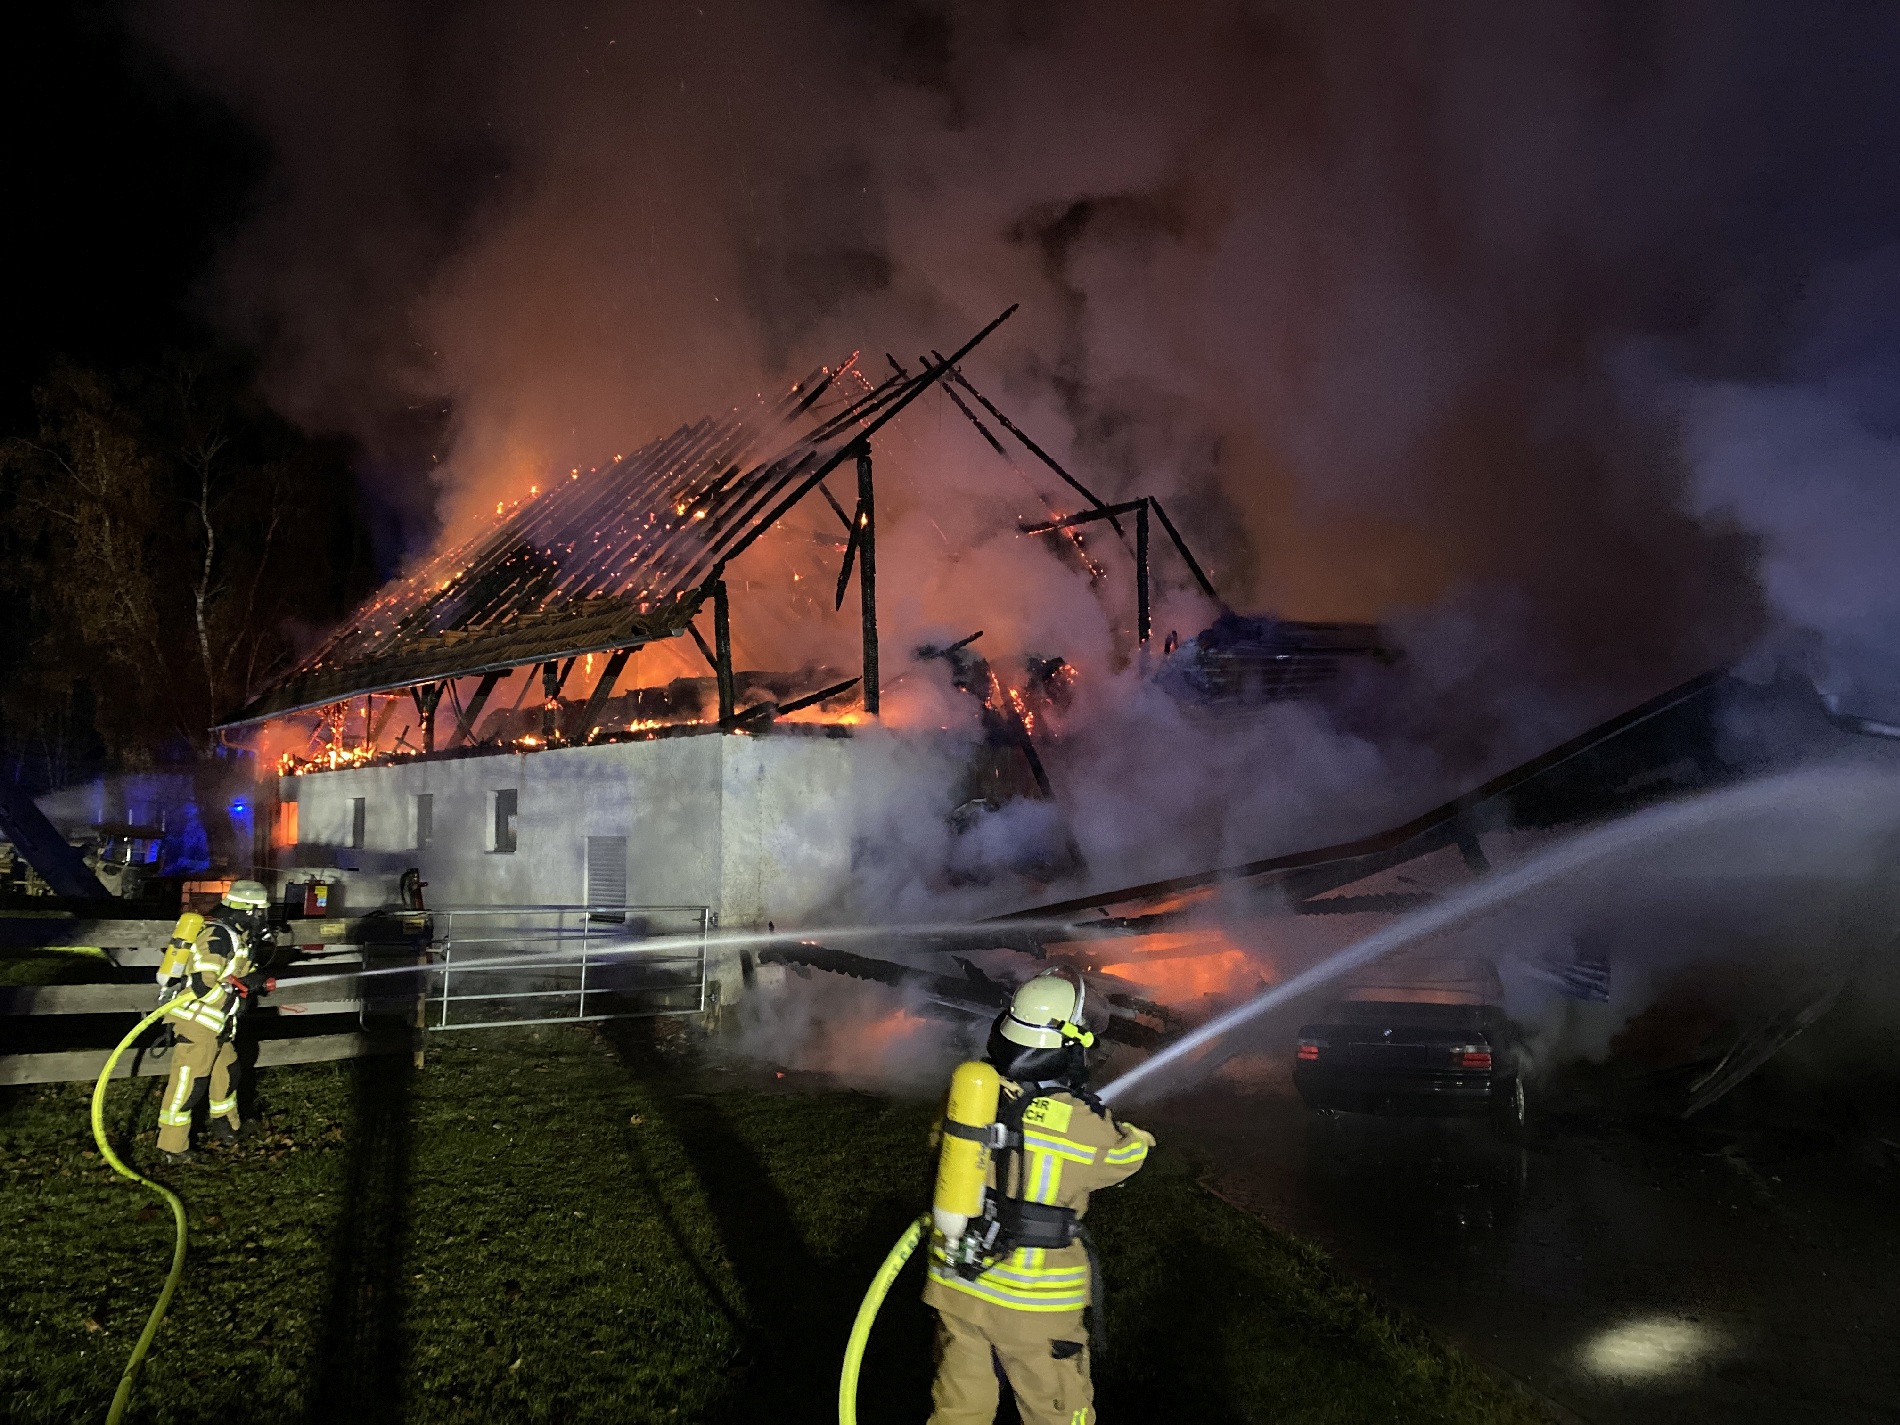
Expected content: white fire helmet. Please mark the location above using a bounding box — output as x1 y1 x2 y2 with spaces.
998 968 1096 1051
222 880 270 911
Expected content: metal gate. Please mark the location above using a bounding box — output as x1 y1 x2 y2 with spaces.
392 904 712 1032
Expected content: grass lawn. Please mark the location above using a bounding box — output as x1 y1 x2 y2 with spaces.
0 945 117 986
0 1021 1546 1423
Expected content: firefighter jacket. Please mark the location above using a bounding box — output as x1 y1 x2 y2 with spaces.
923 1082 1151 1337
163 916 255 1039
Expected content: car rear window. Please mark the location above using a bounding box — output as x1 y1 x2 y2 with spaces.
1322 1000 1488 1030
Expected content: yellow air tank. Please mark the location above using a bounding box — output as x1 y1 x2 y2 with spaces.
157 912 204 981
932 1060 1000 1247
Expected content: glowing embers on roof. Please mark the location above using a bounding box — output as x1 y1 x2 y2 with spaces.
218 306 1019 730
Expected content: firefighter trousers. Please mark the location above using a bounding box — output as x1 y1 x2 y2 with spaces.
927 1310 1094 1425
156 1021 239 1153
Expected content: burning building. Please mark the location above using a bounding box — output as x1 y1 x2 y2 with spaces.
215 313 1027 929
192 297 1411 1044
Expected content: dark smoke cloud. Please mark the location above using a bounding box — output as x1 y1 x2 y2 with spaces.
140 0 1900 738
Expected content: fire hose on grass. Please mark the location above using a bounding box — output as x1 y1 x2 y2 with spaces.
837 1214 927 1425
89 993 192 1425
838 1060 1002 1425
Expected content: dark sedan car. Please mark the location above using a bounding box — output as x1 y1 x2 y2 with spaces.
1293 994 1529 1138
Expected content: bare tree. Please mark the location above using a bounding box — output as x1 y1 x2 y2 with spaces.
0 354 376 769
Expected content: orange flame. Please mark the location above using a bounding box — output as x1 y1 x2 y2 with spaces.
1075 928 1270 1008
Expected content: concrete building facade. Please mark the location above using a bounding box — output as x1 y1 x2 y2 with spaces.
282 728 879 928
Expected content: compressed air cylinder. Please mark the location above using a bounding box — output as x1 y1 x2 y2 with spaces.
157 912 205 980
932 1060 1001 1246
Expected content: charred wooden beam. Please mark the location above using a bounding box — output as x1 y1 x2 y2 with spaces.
1294 892 1436 916
917 354 1011 458
449 670 504 747
932 355 1122 534
367 694 402 748
570 646 634 742
0 778 111 900
1136 499 1151 644
1002 668 1733 924
1018 730 1054 798
687 620 720 676
1147 498 1220 604
915 629 984 659
713 578 736 728
773 676 862 717
941 381 1010 458
1019 500 1146 536
540 661 562 741
817 480 854 532
856 444 879 717
409 682 444 754
833 501 862 611
710 306 1016 577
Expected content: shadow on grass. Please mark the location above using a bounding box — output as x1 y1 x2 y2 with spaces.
1095 1230 1241 1421
302 1049 414 1425
601 1026 935 1423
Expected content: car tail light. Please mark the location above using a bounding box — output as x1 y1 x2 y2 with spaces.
1296 1039 1323 1062
1450 1044 1492 1071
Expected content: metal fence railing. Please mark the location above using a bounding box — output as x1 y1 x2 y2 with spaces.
383 904 712 1032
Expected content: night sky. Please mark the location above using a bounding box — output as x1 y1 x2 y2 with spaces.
2 3 259 433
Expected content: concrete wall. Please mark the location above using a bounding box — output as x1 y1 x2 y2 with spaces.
282 730 862 929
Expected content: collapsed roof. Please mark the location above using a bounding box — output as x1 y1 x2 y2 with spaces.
217 309 1016 728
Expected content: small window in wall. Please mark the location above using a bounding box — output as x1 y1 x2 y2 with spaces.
349 797 367 850
586 835 628 908
414 793 434 850
491 789 518 854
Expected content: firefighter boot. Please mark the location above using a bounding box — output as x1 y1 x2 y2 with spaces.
212 1117 256 1146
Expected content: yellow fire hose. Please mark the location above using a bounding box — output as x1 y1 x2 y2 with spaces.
89 994 191 1425
837 1214 927 1425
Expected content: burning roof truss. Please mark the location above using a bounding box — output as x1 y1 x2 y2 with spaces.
218 308 1017 729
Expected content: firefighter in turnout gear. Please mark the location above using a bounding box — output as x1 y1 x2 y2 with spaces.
153 881 272 1164
923 969 1154 1425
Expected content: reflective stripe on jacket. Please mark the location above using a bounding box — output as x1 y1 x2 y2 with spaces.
163 919 252 1037
923 1084 1150 1319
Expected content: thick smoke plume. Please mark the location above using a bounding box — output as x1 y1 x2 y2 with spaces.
137 3 1900 1064
1678 248 1900 721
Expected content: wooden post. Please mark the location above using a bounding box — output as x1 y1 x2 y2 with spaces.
570 646 633 742
449 670 503 747
1135 499 1151 644
856 444 879 716
411 682 444 754
713 579 736 728
541 661 561 741
413 947 429 1070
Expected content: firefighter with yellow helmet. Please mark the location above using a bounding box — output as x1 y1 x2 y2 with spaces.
152 880 273 1164
923 968 1155 1425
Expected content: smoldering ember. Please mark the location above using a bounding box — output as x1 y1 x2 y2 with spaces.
5 7 1900 1425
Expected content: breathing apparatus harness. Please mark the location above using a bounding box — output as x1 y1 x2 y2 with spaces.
156 907 275 1042
938 1076 1101 1275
